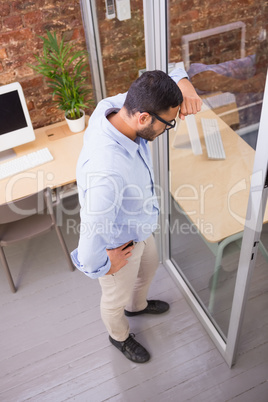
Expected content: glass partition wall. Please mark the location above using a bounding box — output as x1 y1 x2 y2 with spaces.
143 0 268 366
80 0 146 102
168 0 268 335
82 0 268 367
168 0 268 365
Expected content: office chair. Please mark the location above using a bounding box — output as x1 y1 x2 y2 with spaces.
0 187 74 293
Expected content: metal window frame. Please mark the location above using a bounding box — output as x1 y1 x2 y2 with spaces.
80 0 106 103
225 71 268 366
143 0 168 261
181 21 246 71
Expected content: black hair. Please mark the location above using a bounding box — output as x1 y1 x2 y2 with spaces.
123 70 183 116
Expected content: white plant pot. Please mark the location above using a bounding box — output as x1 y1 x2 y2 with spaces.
65 110 85 133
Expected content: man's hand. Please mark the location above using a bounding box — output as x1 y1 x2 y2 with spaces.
178 78 202 120
105 241 134 275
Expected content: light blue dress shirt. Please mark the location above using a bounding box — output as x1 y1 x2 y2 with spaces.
71 68 188 278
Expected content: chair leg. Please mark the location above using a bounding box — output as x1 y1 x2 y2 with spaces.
208 232 243 313
54 226 75 272
0 247 16 293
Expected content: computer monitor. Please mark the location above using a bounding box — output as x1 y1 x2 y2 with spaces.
0 82 35 160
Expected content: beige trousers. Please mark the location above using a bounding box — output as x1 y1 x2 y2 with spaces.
98 234 159 341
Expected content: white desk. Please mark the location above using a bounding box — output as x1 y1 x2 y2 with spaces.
0 118 88 205
169 109 268 243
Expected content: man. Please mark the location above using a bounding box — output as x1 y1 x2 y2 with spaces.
71 68 201 363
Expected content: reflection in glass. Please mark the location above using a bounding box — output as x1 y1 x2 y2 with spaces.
95 0 145 96
168 0 268 338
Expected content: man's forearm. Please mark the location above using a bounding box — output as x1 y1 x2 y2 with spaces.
177 78 202 118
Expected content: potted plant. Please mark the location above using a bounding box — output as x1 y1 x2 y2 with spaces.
31 31 92 132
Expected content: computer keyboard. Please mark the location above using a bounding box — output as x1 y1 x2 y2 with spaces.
0 147 53 180
185 115 203 155
201 118 226 160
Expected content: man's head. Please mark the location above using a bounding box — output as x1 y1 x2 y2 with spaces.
123 70 183 141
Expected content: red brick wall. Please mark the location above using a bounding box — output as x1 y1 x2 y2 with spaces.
0 0 145 129
169 0 268 65
0 0 93 129
0 0 267 130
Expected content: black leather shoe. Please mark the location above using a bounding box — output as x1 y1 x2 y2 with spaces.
109 333 150 363
124 300 170 316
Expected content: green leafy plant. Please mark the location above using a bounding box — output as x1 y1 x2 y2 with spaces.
31 31 91 120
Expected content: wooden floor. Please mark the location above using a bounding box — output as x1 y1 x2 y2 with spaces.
0 196 268 402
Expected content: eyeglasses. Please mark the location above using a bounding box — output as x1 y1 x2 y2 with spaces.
140 111 176 131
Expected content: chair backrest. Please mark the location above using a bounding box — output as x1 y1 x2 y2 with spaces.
0 187 54 225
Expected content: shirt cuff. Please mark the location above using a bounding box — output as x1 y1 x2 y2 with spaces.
169 67 189 84
71 249 111 279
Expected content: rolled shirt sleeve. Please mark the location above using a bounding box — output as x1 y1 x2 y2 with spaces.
169 67 189 84
71 172 124 278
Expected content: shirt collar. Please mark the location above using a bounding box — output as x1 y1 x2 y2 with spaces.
102 108 139 158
